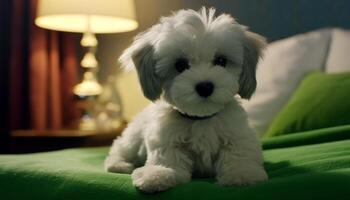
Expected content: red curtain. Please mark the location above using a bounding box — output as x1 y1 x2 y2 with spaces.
8 0 79 131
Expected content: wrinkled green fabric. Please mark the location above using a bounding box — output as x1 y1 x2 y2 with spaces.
263 124 350 149
266 71 350 137
1 127 350 200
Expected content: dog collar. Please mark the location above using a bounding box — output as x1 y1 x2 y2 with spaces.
177 111 217 120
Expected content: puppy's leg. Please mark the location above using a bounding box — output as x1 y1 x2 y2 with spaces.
215 130 268 186
132 147 192 193
104 123 145 174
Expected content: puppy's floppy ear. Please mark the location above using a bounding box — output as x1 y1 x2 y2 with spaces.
238 31 266 99
119 33 162 101
131 44 162 101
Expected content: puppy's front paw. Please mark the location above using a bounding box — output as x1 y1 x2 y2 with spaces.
217 165 268 187
132 165 177 193
104 157 135 174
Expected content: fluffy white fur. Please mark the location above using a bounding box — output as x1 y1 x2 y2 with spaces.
105 8 268 193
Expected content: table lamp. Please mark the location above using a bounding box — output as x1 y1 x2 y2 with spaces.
35 0 138 129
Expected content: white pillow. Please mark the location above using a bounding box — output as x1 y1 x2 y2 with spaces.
242 29 332 136
326 28 350 73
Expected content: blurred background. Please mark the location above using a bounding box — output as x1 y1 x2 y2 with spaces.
1 0 350 153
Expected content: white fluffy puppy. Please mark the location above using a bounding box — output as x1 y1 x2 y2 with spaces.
105 8 268 193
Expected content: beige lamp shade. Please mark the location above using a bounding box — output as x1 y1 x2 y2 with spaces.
35 0 138 33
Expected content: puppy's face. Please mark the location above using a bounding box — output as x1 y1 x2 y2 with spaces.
120 8 266 117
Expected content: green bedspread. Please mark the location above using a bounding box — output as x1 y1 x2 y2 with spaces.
1 125 350 200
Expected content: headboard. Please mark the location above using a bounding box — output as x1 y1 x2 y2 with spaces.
185 0 350 42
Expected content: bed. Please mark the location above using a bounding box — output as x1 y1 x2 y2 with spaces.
2 1 350 199
1 125 350 200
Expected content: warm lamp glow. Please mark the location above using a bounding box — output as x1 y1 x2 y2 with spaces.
35 0 134 130
35 0 138 33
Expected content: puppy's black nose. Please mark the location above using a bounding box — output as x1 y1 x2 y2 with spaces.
195 81 214 97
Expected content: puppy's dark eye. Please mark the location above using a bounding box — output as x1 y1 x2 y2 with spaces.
175 58 190 73
213 55 227 67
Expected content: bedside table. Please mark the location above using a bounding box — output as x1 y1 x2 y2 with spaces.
9 121 126 153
